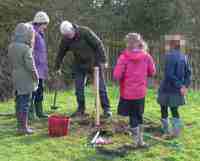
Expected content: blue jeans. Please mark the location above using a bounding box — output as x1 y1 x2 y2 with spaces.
16 93 31 113
32 79 44 102
74 69 110 112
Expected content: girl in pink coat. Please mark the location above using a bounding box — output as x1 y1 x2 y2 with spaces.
113 33 156 147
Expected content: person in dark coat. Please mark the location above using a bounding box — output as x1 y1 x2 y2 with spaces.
157 34 192 137
55 21 112 118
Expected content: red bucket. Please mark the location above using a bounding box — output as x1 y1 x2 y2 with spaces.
48 115 70 137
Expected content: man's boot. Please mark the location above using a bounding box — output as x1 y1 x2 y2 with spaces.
71 106 86 117
71 100 86 117
103 110 112 118
100 93 112 118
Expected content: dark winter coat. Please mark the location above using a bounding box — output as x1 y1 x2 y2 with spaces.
159 49 192 94
55 25 107 73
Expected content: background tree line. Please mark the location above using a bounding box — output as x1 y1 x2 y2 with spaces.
0 0 199 101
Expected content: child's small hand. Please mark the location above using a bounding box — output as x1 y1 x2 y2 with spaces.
180 86 187 96
153 79 159 89
32 71 38 81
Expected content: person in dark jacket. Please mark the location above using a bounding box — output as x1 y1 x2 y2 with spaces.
157 34 192 137
55 20 112 118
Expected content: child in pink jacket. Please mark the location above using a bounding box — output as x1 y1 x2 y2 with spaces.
113 33 156 147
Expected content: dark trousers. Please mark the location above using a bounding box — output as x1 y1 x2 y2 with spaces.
32 79 44 103
161 105 180 119
118 97 145 128
129 100 145 128
74 69 110 112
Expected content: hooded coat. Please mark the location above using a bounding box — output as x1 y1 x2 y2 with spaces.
113 49 156 100
159 49 191 94
8 23 38 95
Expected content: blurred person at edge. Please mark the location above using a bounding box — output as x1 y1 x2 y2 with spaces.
157 34 192 137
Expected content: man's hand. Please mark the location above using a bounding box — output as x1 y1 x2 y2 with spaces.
180 86 187 96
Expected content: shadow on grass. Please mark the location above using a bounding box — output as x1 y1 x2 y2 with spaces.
96 144 148 157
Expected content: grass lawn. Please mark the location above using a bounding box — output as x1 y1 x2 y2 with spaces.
0 85 200 161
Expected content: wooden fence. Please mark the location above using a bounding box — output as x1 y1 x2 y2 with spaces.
98 32 200 90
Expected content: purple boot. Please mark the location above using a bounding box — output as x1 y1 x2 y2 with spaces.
16 112 21 132
18 112 34 135
171 118 182 137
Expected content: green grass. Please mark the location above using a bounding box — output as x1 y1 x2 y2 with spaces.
0 85 200 161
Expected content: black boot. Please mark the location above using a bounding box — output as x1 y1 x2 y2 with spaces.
71 108 86 117
35 101 48 118
103 110 112 118
71 99 86 117
29 99 38 120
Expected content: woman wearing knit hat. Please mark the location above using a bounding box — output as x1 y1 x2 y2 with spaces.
29 11 50 119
